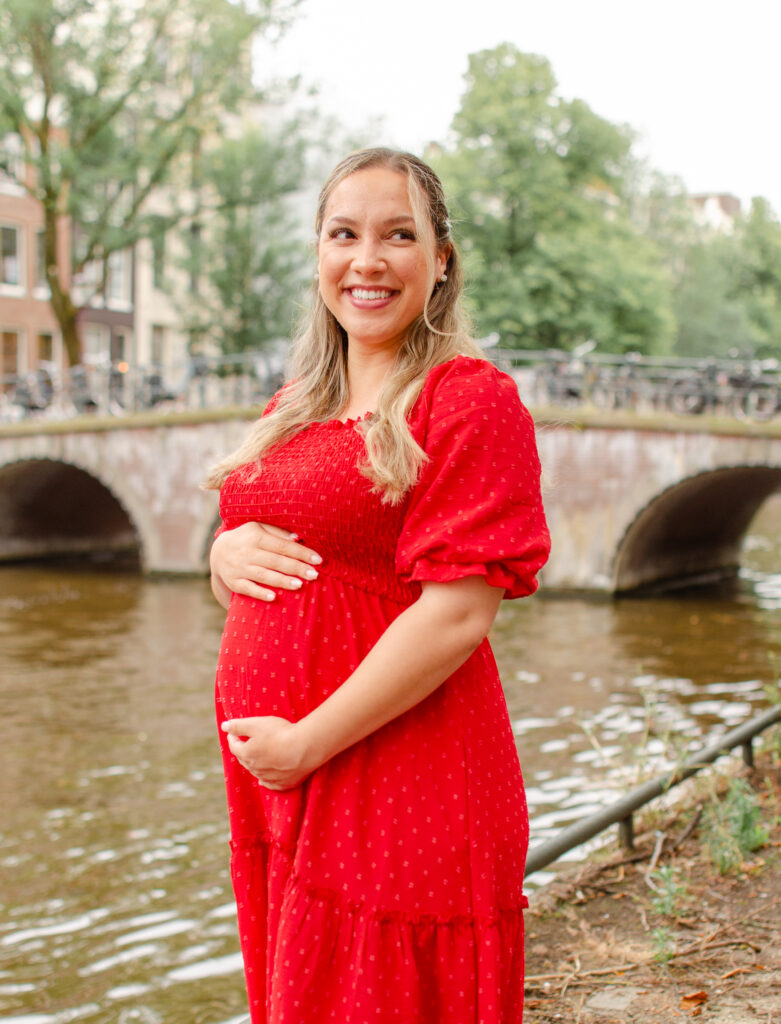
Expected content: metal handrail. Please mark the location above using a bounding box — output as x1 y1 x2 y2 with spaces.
524 703 781 877
2 348 780 424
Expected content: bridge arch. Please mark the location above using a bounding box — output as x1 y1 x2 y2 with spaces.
0 458 142 567
613 466 781 593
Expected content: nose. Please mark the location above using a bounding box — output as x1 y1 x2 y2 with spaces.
351 233 385 273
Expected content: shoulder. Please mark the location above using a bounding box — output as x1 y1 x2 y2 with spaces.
410 355 530 441
422 354 517 400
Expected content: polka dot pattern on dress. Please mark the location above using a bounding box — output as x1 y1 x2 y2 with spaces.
215 355 550 1023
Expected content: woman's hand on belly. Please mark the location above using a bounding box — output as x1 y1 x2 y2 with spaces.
221 715 320 790
210 521 322 607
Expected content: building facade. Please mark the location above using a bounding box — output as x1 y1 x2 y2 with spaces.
0 136 70 384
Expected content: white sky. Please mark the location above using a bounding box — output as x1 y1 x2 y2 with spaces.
256 0 781 214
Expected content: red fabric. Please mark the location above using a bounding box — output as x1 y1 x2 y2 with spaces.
214 356 550 1023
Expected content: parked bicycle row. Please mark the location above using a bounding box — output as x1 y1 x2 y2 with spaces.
1 349 780 423
494 349 781 422
0 353 285 422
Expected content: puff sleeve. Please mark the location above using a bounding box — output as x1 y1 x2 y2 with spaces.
395 358 550 599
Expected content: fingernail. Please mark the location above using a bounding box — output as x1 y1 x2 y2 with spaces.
261 590 275 601
290 578 303 589
310 554 322 564
305 568 318 580
221 722 231 731
288 532 299 540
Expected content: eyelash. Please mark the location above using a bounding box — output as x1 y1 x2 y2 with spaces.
328 228 417 242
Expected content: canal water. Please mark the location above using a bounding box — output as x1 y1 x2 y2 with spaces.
1 497 779 1023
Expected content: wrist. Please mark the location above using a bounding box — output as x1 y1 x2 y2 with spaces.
294 712 334 773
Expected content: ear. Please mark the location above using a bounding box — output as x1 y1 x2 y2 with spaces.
436 243 452 280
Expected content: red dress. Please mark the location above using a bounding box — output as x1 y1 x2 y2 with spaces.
215 356 550 1023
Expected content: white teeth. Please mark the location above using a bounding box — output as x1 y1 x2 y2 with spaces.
350 288 391 300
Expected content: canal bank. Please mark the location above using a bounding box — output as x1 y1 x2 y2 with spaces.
524 745 781 1023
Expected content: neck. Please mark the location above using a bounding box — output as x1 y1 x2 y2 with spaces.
343 341 398 418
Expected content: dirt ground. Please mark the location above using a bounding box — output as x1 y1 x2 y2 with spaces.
524 749 781 1024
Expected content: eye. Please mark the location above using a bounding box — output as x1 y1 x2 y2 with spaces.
328 227 355 240
389 228 416 242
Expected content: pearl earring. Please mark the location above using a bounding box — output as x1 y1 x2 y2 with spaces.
439 273 447 283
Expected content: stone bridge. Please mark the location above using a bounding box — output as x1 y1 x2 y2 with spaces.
1 407 779 593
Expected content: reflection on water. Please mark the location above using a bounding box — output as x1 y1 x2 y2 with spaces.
0 496 779 1022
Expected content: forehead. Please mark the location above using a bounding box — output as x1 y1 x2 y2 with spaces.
322 166 413 221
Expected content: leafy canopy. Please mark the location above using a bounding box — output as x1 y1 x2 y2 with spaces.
0 0 300 362
429 43 674 354
182 124 310 355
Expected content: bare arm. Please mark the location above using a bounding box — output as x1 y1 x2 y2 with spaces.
222 575 503 788
210 521 323 609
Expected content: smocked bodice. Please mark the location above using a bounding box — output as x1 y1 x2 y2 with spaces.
219 419 417 604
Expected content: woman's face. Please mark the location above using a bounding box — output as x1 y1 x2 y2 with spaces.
317 166 449 354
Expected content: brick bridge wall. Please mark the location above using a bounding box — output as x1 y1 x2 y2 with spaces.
1 409 780 593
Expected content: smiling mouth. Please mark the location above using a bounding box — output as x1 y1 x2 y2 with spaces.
347 287 395 301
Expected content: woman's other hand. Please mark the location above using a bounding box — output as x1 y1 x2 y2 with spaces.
222 716 318 790
210 521 322 607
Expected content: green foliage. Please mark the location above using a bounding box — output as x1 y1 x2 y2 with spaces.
651 925 675 963
729 199 781 359
703 778 769 873
648 865 687 918
0 0 301 362
671 238 757 358
637 180 781 361
182 124 310 354
429 44 675 355
667 200 781 360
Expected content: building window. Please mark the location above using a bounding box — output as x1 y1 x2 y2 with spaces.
1 225 22 287
151 324 166 364
106 249 131 307
37 332 54 363
151 224 166 290
83 323 110 362
2 329 20 385
36 231 46 287
111 328 132 365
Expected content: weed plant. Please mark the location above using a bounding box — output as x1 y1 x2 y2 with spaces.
651 926 675 964
702 777 769 873
648 865 687 918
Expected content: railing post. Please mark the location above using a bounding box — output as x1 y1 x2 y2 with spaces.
618 815 634 851
742 739 754 767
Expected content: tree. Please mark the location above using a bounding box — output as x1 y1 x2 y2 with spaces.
730 198 781 359
428 44 674 354
0 0 300 364
671 238 756 358
666 198 781 361
181 123 310 355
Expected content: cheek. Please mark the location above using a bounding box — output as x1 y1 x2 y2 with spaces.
317 250 343 286
403 258 433 306
404 252 432 286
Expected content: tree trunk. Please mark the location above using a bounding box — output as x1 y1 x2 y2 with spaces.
43 205 82 366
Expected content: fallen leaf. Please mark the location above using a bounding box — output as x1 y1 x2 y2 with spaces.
681 991 708 1012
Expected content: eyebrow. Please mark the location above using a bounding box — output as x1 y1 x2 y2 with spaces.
324 214 417 228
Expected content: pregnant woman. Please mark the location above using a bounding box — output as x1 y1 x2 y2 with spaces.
206 147 550 1023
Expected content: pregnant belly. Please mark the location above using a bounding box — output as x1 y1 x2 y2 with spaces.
215 576 407 722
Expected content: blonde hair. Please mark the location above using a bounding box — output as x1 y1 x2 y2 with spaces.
204 147 482 503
